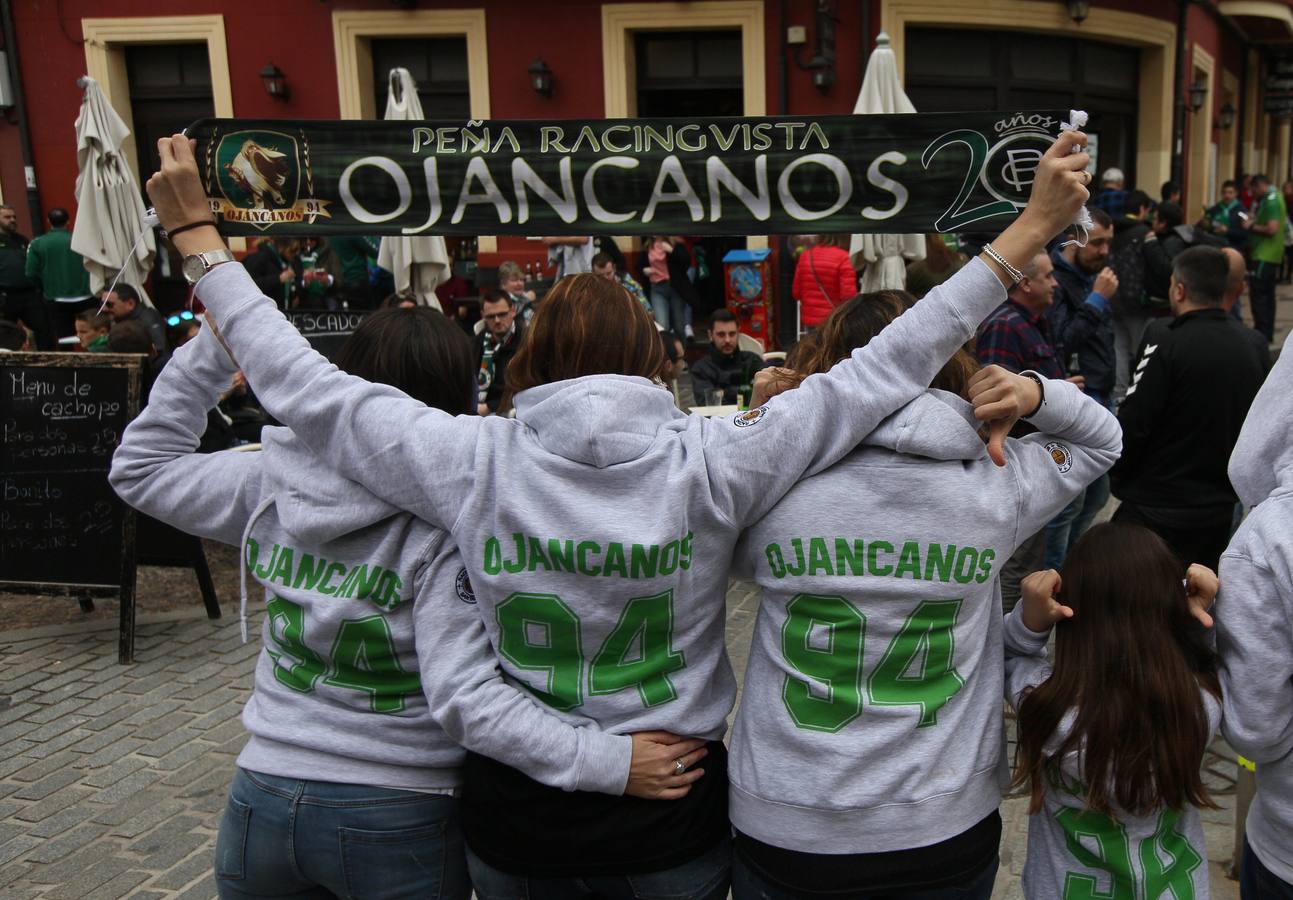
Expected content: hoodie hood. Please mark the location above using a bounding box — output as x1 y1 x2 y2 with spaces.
860 389 987 462
259 425 403 542
1173 223 1198 245
513 374 685 467
1230 331 1293 508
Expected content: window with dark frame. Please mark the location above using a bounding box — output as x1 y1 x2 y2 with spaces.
634 30 743 118
904 28 1140 186
371 37 471 119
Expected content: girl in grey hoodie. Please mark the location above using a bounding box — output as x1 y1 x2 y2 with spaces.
141 131 1093 897
727 292 1121 897
110 308 658 899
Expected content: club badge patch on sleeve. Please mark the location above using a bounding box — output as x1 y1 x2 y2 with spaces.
1045 441 1073 474
455 568 477 604
733 405 768 428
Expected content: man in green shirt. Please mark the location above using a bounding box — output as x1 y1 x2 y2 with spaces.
1246 173 1286 342
25 208 93 341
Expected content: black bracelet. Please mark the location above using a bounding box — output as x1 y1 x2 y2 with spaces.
1021 372 1045 418
165 220 217 239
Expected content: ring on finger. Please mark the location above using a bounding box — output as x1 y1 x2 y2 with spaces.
674 759 687 776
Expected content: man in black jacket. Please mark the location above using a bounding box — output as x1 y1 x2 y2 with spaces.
690 309 765 405
1044 207 1118 569
1111 246 1266 570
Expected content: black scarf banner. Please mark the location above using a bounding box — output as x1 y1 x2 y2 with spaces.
187 111 1065 237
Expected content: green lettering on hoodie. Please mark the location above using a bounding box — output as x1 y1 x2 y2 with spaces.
603 542 629 578
293 554 328 591
631 543 660 579
835 538 865 575
807 537 833 576
894 541 922 579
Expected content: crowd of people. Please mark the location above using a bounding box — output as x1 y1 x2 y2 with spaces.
3 124 1291 899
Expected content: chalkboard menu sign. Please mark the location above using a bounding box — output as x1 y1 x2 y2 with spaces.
0 353 144 661
286 309 370 359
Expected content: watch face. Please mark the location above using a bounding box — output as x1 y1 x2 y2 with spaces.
182 254 207 284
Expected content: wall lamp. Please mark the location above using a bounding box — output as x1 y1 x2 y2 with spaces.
528 59 553 98
1065 0 1092 26
793 0 837 94
1189 76 1207 113
260 64 290 101
1217 101 1236 130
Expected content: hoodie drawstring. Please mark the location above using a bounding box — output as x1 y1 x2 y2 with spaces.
238 496 276 643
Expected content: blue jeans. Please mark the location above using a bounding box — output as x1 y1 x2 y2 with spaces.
1242 838 1293 899
466 835 731 900
731 851 997 899
215 767 471 900
650 282 690 335
1043 473 1111 570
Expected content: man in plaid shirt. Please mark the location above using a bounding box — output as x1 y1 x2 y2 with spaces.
974 252 1066 380
975 250 1067 613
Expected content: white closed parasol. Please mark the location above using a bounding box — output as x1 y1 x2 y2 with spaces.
71 76 157 307
377 68 450 309
849 33 925 292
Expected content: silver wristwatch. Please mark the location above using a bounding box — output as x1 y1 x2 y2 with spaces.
181 249 236 285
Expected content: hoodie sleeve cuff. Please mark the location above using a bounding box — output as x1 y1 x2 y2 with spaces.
196 260 274 321
1004 604 1051 657
573 729 632 795
1021 375 1079 433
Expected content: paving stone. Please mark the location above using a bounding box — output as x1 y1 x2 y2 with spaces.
91 768 162 806
21 821 108 863
11 785 96 823
75 736 147 770
151 847 214 890
133 710 197 741
25 802 100 839
107 798 186 839
151 738 218 772
80 868 153 900
81 754 149 789
173 873 218 900
137 726 204 759
0 833 42 866
12 767 82 801
22 714 91 744
9 748 82 783
137 828 208 870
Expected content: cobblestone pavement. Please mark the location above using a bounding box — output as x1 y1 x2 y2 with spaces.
0 579 1241 899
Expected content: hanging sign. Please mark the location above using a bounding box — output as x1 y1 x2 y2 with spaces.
187 110 1066 237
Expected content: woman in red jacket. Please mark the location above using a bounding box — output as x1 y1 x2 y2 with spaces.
792 234 858 329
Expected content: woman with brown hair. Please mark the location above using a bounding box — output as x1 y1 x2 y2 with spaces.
1006 523 1220 899
727 290 1121 899
143 131 1092 899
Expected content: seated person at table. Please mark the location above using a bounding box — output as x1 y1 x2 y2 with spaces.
497 260 537 325
690 308 767 405
476 288 524 416
75 310 111 351
592 251 650 312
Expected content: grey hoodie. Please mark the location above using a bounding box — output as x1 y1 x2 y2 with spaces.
110 326 630 795
1219 329 1293 885
188 258 1009 745
730 379 1121 853
1003 606 1219 899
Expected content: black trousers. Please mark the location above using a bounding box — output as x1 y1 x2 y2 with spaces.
1249 261 1277 343
1112 501 1233 573
0 288 54 350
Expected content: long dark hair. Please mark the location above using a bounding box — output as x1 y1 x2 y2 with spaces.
783 290 978 396
507 273 666 393
332 307 476 416
1011 522 1221 816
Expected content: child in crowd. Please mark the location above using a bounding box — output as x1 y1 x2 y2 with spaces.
1006 522 1220 899
75 310 110 351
